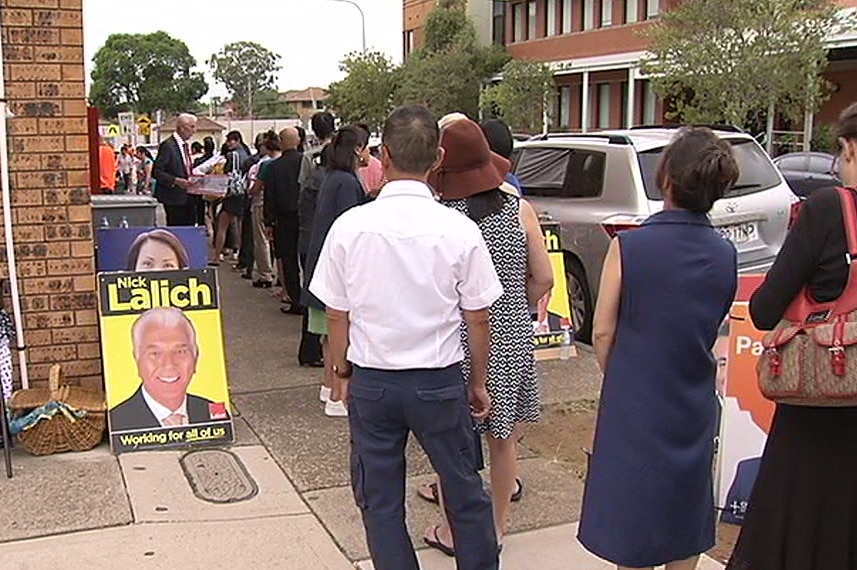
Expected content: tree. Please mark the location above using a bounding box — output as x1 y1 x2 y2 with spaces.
253 89 297 119
328 51 398 132
89 32 208 118
395 2 510 118
482 59 555 133
641 0 852 128
208 42 281 118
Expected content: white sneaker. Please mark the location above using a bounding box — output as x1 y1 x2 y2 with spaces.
324 399 348 417
319 386 332 403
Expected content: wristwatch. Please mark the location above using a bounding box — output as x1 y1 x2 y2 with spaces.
332 363 353 379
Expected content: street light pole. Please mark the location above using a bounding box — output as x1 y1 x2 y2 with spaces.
322 0 366 52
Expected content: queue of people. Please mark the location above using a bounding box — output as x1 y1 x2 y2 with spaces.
141 100 857 570
308 100 857 570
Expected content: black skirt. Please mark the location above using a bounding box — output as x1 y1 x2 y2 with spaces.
219 194 245 216
727 404 857 570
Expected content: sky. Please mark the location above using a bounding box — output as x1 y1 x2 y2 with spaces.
81 0 404 99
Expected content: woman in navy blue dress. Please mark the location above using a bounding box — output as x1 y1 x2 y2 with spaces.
578 127 739 569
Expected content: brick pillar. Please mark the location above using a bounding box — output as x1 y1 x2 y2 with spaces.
0 0 101 390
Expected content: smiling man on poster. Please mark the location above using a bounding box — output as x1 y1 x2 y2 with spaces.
109 307 230 432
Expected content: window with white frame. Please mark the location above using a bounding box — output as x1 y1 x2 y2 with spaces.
558 86 571 128
598 84 611 129
646 0 659 19
601 0 613 27
514 2 526 42
583 0 596 30
562 0 573 33
528 1 537 39
546 0 557 36
643 80 657 124
626 0 638 23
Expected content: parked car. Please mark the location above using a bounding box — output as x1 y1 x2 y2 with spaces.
772 151 840 197
512 126 798 342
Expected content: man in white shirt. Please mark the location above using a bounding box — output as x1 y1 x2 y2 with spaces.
310 106 502 570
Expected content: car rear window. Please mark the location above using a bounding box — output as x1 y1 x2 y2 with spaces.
515 148 570 196
515 147 605 198
638 139 782 200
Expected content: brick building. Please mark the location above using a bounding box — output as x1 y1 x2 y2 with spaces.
0 0 101 390
404 0 857 133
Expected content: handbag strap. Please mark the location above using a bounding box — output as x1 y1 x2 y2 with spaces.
832 187 857 315
838 187 857 260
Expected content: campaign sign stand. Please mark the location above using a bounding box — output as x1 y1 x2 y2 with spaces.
716 275 774 524
533 221 576 360
98 268 234 454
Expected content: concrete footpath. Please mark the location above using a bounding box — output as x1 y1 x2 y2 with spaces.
0 262 725 569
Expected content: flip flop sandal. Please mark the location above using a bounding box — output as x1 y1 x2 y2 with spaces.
418 479 523 504
511 478 523 502
423 525 455 557
417 482 440 504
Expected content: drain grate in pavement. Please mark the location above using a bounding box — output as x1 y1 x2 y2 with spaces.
179 449 259 504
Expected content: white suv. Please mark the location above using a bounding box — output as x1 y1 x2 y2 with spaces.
513 126 798 342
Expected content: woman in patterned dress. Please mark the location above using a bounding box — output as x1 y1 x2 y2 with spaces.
419 117 554 554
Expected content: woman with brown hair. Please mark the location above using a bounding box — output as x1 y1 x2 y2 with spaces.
208 131 251 266
727 104 857 570
126 229 190 272
420 117 554 555
578 127 739 570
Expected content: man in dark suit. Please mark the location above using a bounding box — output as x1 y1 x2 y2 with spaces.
109 306 230 433
153 113 198 227
260 127 304 313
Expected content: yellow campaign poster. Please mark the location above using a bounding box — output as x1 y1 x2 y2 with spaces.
532 221 575 358
98 268 234 454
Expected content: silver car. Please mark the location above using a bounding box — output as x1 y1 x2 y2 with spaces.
512 126 798 342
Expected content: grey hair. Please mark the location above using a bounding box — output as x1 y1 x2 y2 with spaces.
131 307 199 359
177 113 197 126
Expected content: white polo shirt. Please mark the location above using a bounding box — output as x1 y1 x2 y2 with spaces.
309 180 503 370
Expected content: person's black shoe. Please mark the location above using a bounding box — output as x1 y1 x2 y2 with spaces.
280 304 303 315
234 263 247 271
241 272 253 280
253 280 273 289
300 360 325 368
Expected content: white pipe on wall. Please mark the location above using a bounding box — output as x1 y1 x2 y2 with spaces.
0 27 30 390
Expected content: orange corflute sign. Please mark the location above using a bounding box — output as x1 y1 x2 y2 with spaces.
717 275 775 523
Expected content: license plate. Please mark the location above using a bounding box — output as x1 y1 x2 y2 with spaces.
718 222 756 245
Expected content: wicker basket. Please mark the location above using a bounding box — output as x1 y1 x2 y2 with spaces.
8 365 107 456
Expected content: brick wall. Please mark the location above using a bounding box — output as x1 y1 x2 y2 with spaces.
0 0 101 390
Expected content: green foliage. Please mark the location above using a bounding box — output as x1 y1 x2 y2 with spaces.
642 0 852 128
423 1 475 53
253 89 297 120
394 2 510 119
395 44 485 118
328 51 398 132
208 41 281 117
811 122 837 153
89 31 208 118
482 59 555 133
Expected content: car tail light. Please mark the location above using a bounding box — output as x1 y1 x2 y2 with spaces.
601 215 648 238
788 200 803 230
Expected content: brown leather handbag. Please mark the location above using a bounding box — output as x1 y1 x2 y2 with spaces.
758 187 857 406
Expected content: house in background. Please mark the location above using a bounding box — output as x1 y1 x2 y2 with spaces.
281 88 330 124
156 116 226 145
